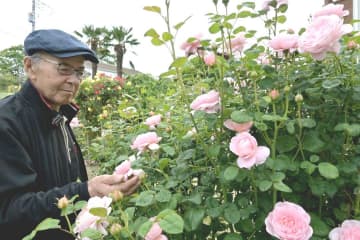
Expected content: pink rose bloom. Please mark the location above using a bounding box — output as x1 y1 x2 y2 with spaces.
269 34 299 52
180 34 202 56
190 90 220 113
229 132 270 169
299 15 352 60
329 219 360 240
70 117 81 128
204 52 216 66
74 196 112 236
131 132 162 153
114 160 145 180
313 3 349 19
265 201 313 240
230 34 247 52
145 114 162 129
224 119 253 133
145 222 168 240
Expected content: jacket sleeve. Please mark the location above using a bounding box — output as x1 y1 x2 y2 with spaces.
0 122 90 232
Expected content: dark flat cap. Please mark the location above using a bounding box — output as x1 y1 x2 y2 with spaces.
24 29 99 63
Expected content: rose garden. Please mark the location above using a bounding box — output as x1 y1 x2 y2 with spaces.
20 0 360 239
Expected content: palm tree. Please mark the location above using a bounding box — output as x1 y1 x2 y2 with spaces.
104 26 140 78
74 25 108 78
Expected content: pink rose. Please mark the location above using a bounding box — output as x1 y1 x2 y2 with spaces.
114 160 145 180
224 119 253 133
299 15 352 60
269 34 299 52
74 196 112 235
190 90 220 113
204 52 216 66
131 132 162 153
145 114 162 129
145 222 168 240
265 201 313 240
229 34 247 52
229 132 270 169
313 3 349 19
329 219 360 240
181 34 202 56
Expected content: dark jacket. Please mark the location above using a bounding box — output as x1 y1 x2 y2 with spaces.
0 81 90 239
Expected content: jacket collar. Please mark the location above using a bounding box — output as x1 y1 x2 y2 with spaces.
19 80 79 126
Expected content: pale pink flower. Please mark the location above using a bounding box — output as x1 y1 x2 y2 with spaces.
329 219 360 240
229 34 247 52
229 132 270 169
190 90 220 113
131 132 162 153
258 53 272 65
313 3 349 19
224 119 253 133
265 201 313 240
145 114 162 129
145 222 168 240
114 160 145 180
269 34 299 52
299 15 352 60
74 196 112 236
181 34 202 56
269 89 280 100
204 52 216 66
70 117 81 128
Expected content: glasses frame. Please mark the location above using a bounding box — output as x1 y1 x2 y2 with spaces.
33 56 86 80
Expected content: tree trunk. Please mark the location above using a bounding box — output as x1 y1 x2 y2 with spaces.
114 44 125 78
91 40 98 79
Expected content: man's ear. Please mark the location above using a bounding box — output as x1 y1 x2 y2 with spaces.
23 56 36 81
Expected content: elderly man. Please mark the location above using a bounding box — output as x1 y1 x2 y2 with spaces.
0 29 140 239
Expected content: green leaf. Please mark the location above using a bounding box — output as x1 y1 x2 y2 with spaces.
22 218 60 240
258 180 272 191
136 191 155 206
155 189 172 203
143 6 161 14
137 220 153 238
209 22 221 34
183 192 201 205
170 57 188 68
162 145 175 156
276 135 297 153
224 166 239 181
300 118 316 128
273 181 292 192
238 10 252 18
322 79 342 89
262 114 287 122
184 208 205 231
151 38 165 46
89 207 107 217
81 228 103 239
310 214 331 237
144 28 160 38
231 111 253 123
162 32 173 41
224 203 241 224
159 210 184 234
277 15 287 23
318 162 339 179
286 121 295 134
271 172 285 182
300 161 317 175
224 233 243 240
347 124 360 136
303 131 325 153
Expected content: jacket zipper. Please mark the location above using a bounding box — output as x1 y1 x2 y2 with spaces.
59 116 71 163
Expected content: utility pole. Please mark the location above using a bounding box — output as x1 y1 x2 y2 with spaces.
28 0 36 31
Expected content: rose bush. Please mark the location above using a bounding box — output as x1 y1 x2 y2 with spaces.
25 0 360 239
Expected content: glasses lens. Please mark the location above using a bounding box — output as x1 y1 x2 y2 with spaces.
57 64 74 76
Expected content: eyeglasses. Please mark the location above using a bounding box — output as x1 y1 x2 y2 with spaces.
35 56 86 80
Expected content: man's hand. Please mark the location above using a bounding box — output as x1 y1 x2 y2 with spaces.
87 174 140 197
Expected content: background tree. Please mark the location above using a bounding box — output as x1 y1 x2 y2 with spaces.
74 25 108 78
0 45 25 92
104 26 139 78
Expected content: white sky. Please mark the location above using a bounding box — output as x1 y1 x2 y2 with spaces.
0 0 324 76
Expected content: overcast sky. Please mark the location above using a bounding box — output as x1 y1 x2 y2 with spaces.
1 0 324 76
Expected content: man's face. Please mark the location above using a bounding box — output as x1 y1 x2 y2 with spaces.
26 53 85 111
